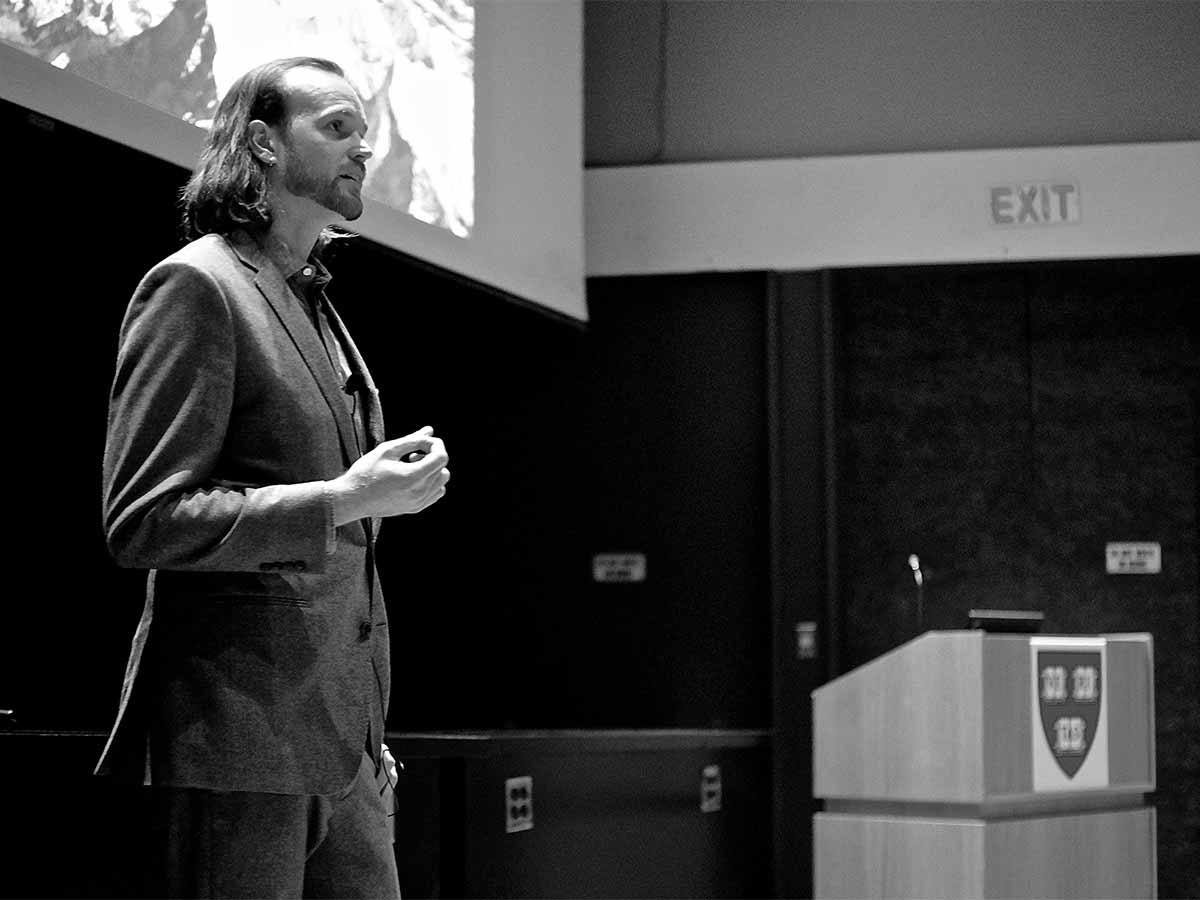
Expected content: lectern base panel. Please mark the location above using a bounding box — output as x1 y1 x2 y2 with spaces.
814 806 1155 900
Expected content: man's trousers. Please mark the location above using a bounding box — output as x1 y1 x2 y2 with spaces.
147 751 401 899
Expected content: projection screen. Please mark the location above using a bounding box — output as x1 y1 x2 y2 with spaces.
0 0 586 321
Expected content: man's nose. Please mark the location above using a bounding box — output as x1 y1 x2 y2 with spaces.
352 135 373 161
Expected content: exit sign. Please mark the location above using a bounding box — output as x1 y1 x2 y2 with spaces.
990 181 1081 226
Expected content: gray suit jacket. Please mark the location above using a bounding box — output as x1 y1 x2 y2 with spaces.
96 230 390 795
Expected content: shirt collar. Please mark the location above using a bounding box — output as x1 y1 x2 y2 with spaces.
286 256 333 300
243 229 332 296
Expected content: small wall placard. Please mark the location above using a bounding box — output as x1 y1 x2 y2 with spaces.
592 553 647 583
1105 542 1161 574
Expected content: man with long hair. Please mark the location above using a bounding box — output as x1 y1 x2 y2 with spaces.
97 57 449 898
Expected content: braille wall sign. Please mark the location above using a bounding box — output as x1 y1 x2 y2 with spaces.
592 553 647 583
990 181 1081 226
1105 542 1162 574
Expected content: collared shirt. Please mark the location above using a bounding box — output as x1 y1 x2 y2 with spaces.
285 258 368 458
286 259 338 366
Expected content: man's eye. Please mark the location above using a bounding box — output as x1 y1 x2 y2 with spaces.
328 120 344 132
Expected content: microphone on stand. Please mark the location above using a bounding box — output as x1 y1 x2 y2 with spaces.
908 554 924 633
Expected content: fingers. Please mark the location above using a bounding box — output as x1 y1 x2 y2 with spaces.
414 486 447 514
408 441 448 472
353 428 451 516
412 467 450 513
379 428 447 465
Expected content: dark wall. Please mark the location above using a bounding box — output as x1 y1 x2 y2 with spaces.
833 258 1200 900
3 103 186 733
555 273 771 729
333 250 773 730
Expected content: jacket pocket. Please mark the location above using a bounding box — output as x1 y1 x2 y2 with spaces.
202 593 312 607
155 570 309 605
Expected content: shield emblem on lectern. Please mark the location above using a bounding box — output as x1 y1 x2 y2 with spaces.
1036 650 1103 778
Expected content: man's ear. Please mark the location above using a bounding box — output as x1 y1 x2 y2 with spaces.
247 120 278 167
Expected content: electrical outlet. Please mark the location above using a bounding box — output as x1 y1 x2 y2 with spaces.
700 764 722 813
505 776 533 833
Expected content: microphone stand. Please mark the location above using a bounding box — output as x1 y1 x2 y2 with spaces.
908 554 924 634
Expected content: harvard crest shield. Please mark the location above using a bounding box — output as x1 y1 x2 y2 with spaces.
1036 649 1103 777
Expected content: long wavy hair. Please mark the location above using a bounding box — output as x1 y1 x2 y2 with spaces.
180 57 346 241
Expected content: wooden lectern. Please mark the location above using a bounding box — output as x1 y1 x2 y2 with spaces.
812 631 1155 899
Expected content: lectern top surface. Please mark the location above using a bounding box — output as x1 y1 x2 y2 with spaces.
968 608 1045 633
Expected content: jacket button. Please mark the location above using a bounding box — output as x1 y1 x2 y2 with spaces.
358 621 373 642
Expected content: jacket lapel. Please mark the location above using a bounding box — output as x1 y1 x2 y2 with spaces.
322 300 385 451
321 296 386 543
225 233 361 468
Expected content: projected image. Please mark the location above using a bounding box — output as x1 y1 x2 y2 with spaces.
1 0 474 237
